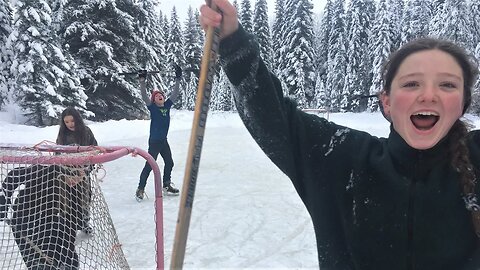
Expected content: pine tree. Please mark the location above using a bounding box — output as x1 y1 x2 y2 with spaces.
283 0 316 107
471 1 480 46
471 0 480 114
312 13 325 110
430 0 474 53
401 0 432 44
0 0 13 109
253 0 273 69
165 7 185 109
51 0 92 117
240 0 253 33
183 7 203 111
62 0 145 121
272 0 286 75
11 0 89 126
325 0 346 112
388 0 404 50
131 0 165 94
211 69 233 111
342 0 375 112
472 43 480 114
315 0 333 109
368 0 396 112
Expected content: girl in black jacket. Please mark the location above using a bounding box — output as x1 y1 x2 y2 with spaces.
0 165 87 269
200 1 480 269
56 106 97 234
56 107 97 147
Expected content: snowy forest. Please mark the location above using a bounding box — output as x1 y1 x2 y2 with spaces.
0 0 480 126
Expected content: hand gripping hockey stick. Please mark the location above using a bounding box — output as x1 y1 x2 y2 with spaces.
170 0 221 269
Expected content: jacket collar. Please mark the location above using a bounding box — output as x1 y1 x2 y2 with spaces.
387 125 450 181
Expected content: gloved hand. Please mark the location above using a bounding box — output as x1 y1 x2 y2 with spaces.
174 64 182 79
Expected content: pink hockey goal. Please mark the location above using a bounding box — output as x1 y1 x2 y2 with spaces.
0 142 164 269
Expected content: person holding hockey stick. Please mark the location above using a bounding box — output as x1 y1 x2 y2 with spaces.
135 65 182 200
200 0 480 269
56 107 98 235
0 165 88 269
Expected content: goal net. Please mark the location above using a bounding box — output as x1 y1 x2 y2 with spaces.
0 143 164 269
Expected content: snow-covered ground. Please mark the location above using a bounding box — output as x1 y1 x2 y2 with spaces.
1 108 478 269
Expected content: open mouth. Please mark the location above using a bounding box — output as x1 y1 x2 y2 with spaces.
410 112 439 130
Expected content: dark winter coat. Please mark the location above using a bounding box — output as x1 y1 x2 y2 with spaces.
0 165 84 268
56 126 97 146
219 26 480 270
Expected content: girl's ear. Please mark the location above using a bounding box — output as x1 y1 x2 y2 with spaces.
380 91 392 122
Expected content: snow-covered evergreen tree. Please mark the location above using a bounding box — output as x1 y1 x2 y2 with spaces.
368 0 396 111
401 0 432 44
311 12 325 110
342 0 375 112
211 68 233 111
428 0 445 36
271 0 286 75
387 0 404 50
471 1 480 46
315 0 333 109
62 0 145 121
51 0 92 117
253 0 273 69
325 0 346 112
240 0 253 33
429 0 474 53
10 0 89 126
130 0 164 94
287 0 316 107
471 1 480 114
0 0 13 109
165 7 185 109
183 7 203 111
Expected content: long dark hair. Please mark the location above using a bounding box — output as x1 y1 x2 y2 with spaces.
382 37 480 237
57 107 89 146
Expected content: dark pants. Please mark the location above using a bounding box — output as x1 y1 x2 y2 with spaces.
12 215 79 270
71 172 92 230
138 139 174 190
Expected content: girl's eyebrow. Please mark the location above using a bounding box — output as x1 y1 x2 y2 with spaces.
438 72 463 81
397 72 462 81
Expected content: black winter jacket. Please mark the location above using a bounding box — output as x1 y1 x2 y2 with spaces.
219 26 480 270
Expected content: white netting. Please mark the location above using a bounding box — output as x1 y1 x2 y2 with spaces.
0 145 129 269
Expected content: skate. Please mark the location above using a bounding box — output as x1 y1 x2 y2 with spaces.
163 183 179 196
135 188 145 201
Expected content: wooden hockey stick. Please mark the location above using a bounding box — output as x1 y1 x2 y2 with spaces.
170 0 221 269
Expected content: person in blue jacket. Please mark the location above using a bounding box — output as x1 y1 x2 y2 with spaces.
200 0 480 269
136 66 182 200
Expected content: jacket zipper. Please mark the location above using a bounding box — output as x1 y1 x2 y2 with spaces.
407 152 422 270
407 179 416 270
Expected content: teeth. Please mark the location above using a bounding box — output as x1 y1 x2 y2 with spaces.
413 111 439 116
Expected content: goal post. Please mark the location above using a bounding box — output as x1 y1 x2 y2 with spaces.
0 143 164 269
302 108 330 120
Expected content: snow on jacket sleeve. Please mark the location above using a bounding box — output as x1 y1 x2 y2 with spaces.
218 25 365 200
219 25 298 182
